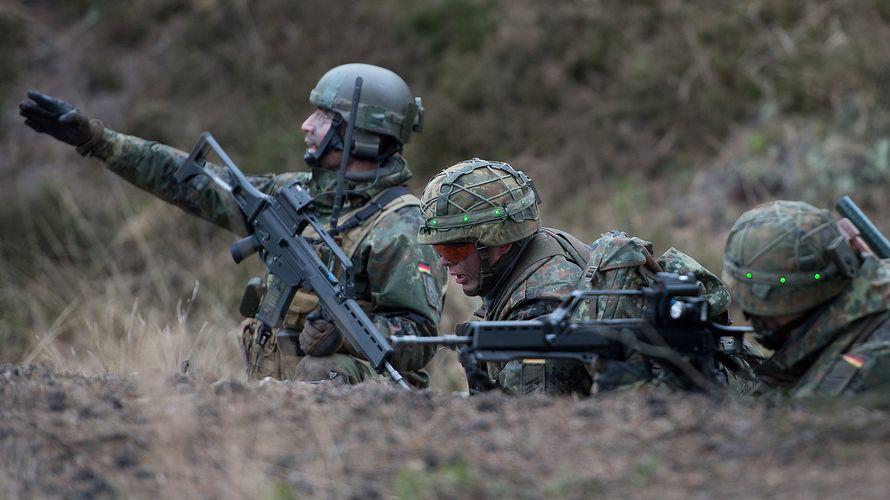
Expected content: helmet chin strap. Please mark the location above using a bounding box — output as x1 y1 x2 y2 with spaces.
303 113 345 168
467 245 496 297
467 238 529 298
750 300 831 351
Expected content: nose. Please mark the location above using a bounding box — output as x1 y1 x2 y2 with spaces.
301 114 314 135
438 254 452 268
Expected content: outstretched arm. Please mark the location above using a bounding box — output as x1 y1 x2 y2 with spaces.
20 90 300 234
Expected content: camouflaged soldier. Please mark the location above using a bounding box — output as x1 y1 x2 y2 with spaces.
418 158 594 395
579 230 760 394
20 64 447 387
723 200 890 399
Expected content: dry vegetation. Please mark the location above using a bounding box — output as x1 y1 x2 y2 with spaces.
2 0 890 497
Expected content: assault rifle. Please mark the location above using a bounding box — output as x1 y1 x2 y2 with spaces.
174 132 412 390
392 273 754 394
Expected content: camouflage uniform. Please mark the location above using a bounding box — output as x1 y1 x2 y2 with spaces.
88 129 447 387
724 200 890 399
472 227 594 396
579 230 759 394
18 65 447 387
418 159 593 395
752 256 890 398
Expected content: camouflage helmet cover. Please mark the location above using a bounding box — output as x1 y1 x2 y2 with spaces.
309 63 423 146
722 200 856 316
418 158 541 247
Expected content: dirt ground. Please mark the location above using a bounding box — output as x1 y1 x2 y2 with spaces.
3 363 890 499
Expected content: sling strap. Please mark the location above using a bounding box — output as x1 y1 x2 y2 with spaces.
330 185 411 235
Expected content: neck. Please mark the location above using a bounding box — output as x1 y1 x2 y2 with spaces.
345 157 379 173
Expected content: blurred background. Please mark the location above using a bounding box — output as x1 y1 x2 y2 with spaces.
2 0 890 389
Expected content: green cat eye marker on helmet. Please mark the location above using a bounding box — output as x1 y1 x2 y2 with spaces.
722 200 856 316
417 158 541 247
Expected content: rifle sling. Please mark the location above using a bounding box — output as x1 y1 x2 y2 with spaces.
330 186 410 235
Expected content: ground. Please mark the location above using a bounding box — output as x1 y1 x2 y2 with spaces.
3 363 890 499
5 2 890 498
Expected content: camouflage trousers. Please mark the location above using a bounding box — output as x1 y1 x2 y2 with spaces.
240 318 376 384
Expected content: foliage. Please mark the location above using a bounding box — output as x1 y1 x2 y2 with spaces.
4 0 890 382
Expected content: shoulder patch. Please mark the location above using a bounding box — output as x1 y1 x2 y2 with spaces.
423 270 439 308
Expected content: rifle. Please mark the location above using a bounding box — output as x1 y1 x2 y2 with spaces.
836 196 890 259
392 273 754 394
174 132 412 391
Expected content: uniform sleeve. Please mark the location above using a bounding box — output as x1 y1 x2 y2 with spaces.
89 128 301 234
503 299 560 321
356 205 447 372
840 319 890 396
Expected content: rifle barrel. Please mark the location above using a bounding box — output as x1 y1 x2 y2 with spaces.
837 196 890 259
390 335 472 346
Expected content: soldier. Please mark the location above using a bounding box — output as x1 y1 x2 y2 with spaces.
416 159 751 395
417 158 595 395
19 63 447 388
722 200 890 398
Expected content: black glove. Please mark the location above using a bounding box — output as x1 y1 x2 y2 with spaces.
19 90 103 154
298 310 344 357
458 347 498 394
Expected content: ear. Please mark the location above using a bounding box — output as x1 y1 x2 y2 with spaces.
489 242 513 264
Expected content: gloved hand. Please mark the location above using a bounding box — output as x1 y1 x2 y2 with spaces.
19 90 104 155
298 310 344 356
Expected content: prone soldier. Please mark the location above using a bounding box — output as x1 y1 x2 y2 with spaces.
417 158 594 395
722 200 890 399
415 158 751 396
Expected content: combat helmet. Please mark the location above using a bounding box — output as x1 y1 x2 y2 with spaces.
722 200 858 317
305 63 423 166
418 158 541 247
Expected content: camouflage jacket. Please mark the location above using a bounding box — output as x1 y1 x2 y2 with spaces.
579 230 758 394
88 129 447 374
753 256 890 400
472 227 594 396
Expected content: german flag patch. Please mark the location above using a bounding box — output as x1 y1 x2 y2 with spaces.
418 262 431 274
842 353 865 369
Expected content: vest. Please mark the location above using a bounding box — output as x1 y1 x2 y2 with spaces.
281 186 420 329
487 227 591 321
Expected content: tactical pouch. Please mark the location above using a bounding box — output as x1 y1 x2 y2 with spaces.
518 359 546 395
239 277 266 318
283 289 320 329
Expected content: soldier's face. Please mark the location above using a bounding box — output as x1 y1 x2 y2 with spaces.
301 109 342 169
438 247 482 293
434 243 513 295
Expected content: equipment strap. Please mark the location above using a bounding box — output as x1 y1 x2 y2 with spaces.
330 186 410 235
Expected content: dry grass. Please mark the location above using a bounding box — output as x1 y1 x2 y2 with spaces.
5 0 890 377
3 5 890 497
